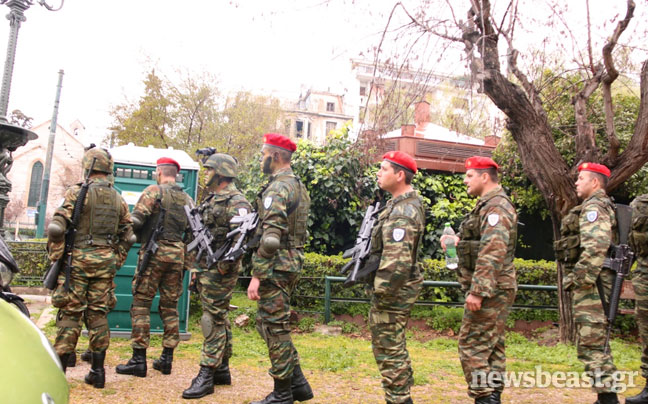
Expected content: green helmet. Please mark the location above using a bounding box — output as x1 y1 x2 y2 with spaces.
82 147 113 174
203 153 238 178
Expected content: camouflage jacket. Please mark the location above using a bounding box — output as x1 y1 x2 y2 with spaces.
565 189 616 288
458 185 517 298
47 176 133 265
372 190 425 297
197 182 252 273
132 182 193 264
252 166 309 279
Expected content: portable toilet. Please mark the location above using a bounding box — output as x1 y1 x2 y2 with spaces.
108 143 200 340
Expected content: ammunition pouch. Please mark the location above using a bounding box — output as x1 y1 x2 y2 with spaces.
456 240 480 272
553 235 581 264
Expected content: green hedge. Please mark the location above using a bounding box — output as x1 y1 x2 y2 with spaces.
7 242 559 313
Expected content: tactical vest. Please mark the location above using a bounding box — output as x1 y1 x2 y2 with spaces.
456 193 516 272
257 173 310 249
199 191 246 246
554 196 617 267
370 194 425 265
75 182 121 247
629 194 648 257
141 183 189 244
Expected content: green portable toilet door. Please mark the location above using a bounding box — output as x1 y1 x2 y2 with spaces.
109 163 197 338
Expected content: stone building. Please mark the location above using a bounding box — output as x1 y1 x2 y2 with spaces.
5 120 87 234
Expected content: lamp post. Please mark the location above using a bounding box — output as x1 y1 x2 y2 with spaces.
0 0 63 233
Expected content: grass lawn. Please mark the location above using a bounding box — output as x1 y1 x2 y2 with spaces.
44 294 644 404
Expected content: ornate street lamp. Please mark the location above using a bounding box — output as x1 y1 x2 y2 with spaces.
0 0 63 232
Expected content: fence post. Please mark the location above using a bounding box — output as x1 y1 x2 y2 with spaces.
324 276 331 324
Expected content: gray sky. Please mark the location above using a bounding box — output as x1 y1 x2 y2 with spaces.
0 0 390 144
0 0 645 146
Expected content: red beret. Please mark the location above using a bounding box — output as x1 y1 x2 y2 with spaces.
383 151 417 174
465 156 499 171
157 157 180 171
263 133 297 152
578 162 610 177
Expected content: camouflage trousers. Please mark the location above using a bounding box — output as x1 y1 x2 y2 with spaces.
52 250 118 355
130 253 184 349
633 267 648 379
256 270 300 380
197 263 239 368
458 287 516 399
369 275 422 404
572 268 617 393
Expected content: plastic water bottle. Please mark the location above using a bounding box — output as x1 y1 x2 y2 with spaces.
443 223 458 270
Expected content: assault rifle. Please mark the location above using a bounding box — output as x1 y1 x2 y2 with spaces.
43 158 97 291
195 147 216 164
134 199 165 291
184 204 219 269
340 202 382 287
600 203 635 354
221 212 260 262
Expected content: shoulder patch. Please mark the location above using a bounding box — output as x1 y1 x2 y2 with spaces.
487 213 500 226
586 210 598 222
238 208 248 216
263 196 272 209
392 228 405 241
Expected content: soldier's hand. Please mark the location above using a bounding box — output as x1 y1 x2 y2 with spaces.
247 276 261 301
465 293 483 311
439 235 460 251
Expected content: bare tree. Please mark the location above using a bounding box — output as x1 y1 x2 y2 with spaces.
370 0 648 342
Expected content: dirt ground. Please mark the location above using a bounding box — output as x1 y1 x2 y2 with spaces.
19 293 630 404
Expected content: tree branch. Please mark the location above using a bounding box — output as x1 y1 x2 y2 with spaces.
601 0 636 164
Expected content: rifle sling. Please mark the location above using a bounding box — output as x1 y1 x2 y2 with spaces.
596 276 610 318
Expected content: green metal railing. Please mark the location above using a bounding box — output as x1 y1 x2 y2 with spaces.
323 276 558 323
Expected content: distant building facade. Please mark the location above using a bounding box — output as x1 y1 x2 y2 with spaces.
5 120 87 230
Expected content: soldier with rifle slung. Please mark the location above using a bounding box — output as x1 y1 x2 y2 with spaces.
46 146 134 388
116 157 194 378
555 162 620 404
362 151 424 404
182 153 252 399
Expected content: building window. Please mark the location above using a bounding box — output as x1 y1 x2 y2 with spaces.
360 86 366 96
326 102 335 112
295 121 304 138
326 121 337 135
27 161 43 207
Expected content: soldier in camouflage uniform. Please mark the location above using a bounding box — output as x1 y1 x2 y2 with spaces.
628 194 648 404
441 156 517 404
182 153 252 399
47 147 134 388
247 133 312 404
116 157 193 378
555 163 619 404
367 151 424 404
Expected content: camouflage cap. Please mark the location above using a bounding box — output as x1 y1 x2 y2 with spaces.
203 153 238 178
82 147 113 174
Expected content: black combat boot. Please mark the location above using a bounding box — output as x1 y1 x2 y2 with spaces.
115 348 147 377
80 349 92 363
58 353 71 373
213 357 232 385
182 366 215 399
627 383 648 404
291 364 313 401
490 390 501 404
595 392 619 404
66 351 77 368
84 351 106 389
251 377 293 404
153 347 174 375
474 394 495 404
